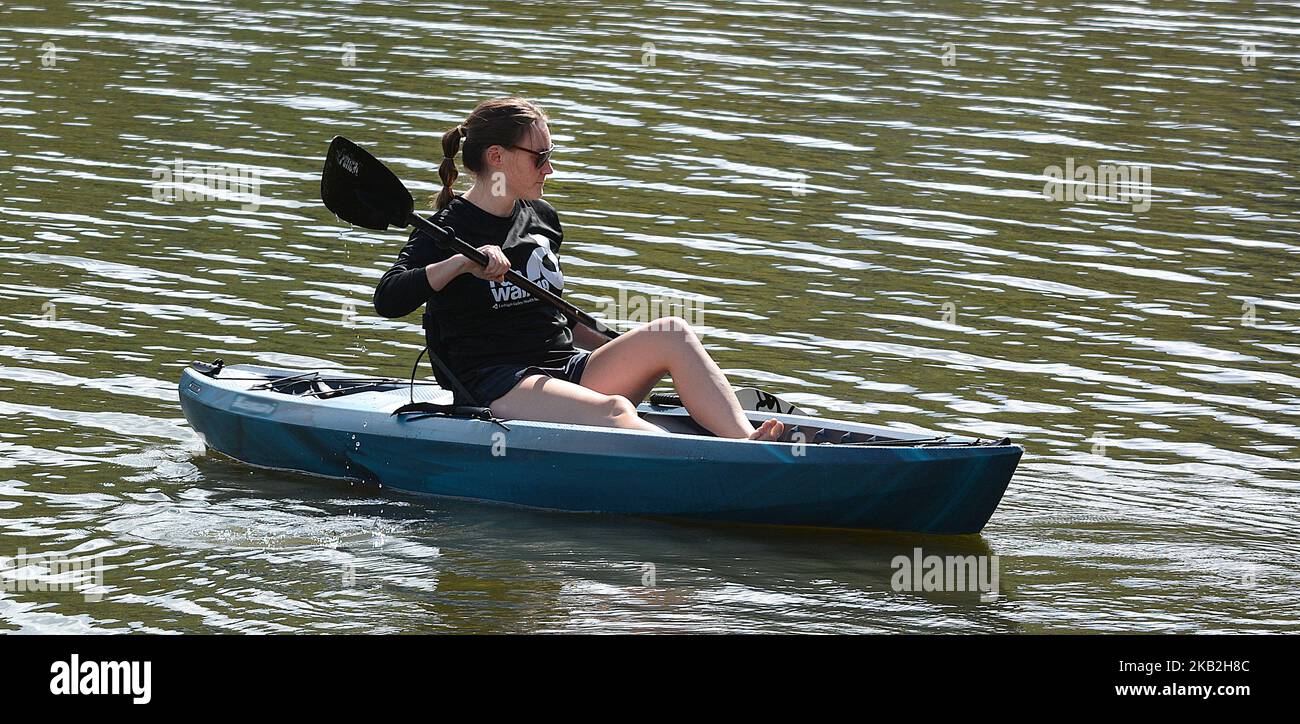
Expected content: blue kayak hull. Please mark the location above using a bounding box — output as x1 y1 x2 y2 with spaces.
179 365 1020 534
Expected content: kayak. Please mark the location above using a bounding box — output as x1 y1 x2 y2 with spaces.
178 361 1021 534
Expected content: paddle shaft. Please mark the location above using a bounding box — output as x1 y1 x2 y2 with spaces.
408 212 618 340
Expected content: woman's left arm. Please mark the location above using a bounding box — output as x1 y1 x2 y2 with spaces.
572 322 612 351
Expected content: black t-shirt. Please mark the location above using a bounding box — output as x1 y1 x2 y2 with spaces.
372 196 576 384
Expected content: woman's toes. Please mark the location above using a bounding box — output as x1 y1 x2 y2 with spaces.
748 418 785 441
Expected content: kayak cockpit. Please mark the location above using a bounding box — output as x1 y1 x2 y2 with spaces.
188 361 1012 449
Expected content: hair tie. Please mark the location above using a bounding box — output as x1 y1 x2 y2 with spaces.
458 124 467 138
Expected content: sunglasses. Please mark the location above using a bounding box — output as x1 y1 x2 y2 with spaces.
510 143 555 168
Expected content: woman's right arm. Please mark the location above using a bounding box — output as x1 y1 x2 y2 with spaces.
373 231 511 319
424 255 470 292
373 230 448 319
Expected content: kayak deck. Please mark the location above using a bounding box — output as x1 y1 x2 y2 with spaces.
179 362 1022 534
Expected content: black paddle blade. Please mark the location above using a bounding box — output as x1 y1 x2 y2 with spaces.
320 136 414 231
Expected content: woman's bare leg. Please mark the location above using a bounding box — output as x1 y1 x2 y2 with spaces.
490 374 668 434
579 317 784 440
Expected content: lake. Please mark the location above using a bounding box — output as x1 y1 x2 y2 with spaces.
0 0 1296 633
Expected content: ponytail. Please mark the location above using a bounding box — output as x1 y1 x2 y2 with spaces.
433 124 466 211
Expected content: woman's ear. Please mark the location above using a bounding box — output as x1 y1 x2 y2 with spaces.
483 144 504 169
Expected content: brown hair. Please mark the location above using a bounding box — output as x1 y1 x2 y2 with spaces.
434 97 549 211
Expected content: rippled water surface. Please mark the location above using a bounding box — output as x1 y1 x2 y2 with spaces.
0 0 1297 633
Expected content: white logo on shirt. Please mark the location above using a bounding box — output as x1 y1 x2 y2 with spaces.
488 233 562 308
526 244 563 291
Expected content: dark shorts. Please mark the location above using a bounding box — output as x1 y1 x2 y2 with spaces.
464 350 591 407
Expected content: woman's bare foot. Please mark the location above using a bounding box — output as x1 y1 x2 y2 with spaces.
747 418 785 441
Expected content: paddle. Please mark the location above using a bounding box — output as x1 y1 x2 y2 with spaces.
319 136 803 414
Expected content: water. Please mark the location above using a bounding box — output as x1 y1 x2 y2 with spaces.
0 0 1296 633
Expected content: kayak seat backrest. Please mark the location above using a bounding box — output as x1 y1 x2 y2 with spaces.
424 319 481 407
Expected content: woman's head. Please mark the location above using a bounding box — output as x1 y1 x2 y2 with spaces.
434 97 553 211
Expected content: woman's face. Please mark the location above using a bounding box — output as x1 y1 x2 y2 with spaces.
483 120 554 202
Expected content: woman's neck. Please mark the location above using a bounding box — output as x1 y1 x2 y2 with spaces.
462 184 518 218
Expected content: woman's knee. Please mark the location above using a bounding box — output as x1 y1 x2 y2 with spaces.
642 317 700 354
646 315 694 335
603 394 639 426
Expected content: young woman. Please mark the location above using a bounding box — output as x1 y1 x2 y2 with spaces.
373 97 784 441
